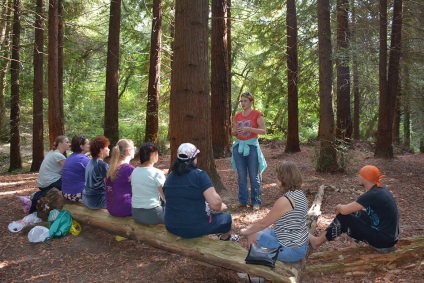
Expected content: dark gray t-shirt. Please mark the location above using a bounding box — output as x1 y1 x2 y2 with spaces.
356 186 399 241
84 158 109 196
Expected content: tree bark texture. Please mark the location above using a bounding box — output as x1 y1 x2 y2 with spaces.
0 0 12 141
285 0 300 153
375 0 392 158
170 0 224 191
351 3 360 141
9 0 21 171
305 236 424 274
402 66 410 149
387 0 403 147
104 0 121 146
31 0 45 172
336 0 352 141
64 203 301 283
317 0 338 172
48 0 64 147
58 0 64 117
145 0 162 144
211 0 232 158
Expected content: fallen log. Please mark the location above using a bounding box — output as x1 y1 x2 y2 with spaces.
64 204 301 283
304 236 424 274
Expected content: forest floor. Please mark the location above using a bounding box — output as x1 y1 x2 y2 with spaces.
0 141 423 283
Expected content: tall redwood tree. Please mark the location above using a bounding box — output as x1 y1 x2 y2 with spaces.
375 0 402 158
285 0 300 153
9 0 22 171
317 0 338 172
104 0 121 146
47 0 64 147
170 0 224 191
335 0 352 141
211 0 232 158
31 0 44 172
145 0 162 144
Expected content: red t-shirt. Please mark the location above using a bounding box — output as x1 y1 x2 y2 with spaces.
234 110 263 140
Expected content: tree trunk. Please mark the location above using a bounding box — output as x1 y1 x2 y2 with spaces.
285 0 300 153
145 0 162 144
170 0 225 191
57 0 64 120
48 0 64 147
375 0 392 158
317 0 338 172
31 0 45 172
64 203 301 283
351 3 360 141
211 0 232 158
104 0 121 146
305 236 424 274
392 88 401 145
0 0 12 142
336 0 352 141
387 0 403 147
402 66 410 149
9 0 21 172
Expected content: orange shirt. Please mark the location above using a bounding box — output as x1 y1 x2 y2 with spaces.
234 110 263 140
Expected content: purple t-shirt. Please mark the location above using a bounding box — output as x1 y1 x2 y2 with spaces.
105 163 135 217
62 153 90 194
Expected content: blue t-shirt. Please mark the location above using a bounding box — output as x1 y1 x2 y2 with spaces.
164 168 213 228
356 186 399 241
62 153 90 194
84 158 109 196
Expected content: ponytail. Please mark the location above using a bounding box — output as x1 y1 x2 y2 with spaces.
106 139 134 181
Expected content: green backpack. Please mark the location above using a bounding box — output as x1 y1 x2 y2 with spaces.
48 209 72 238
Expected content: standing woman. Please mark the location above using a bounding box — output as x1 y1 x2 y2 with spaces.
29 135 70 213
105 139 135 217
82 136 110 209
131 142 166 224
231 92 267 210
62 135 90 202
240 161 309 262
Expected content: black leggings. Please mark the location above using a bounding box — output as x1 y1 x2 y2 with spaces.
29 179 62 214
325 210 397 248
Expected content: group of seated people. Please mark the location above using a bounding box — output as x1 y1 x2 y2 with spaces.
32 135 400 263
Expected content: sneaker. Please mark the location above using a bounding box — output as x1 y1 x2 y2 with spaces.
219 234 240 242
253 204 260 211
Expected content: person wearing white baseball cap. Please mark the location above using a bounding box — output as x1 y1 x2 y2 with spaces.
163 143 239 241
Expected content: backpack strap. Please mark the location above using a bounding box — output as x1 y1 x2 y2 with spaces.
285 196 294 209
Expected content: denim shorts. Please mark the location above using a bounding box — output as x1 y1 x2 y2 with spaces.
257 228 308 262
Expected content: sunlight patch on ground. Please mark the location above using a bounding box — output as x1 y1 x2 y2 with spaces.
0 180 31 187
0 187 35 196
262 182 277 189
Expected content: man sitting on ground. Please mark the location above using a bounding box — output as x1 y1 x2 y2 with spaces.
309 165 399 254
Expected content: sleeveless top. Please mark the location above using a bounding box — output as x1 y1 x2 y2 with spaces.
274 190 308 248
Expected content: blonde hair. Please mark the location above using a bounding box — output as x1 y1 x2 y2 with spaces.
107 139 134 181
276 161 303 191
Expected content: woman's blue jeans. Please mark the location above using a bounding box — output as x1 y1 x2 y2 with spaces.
233 144 262 206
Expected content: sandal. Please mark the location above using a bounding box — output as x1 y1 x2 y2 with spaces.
219 234 240 242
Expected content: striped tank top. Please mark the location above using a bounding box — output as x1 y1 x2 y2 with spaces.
274 190 308 248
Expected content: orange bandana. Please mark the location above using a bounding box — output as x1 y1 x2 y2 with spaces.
359 165 385 187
